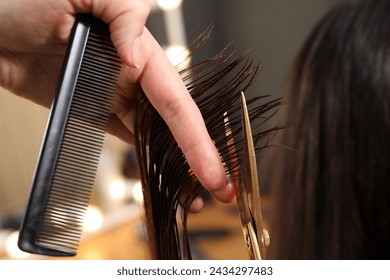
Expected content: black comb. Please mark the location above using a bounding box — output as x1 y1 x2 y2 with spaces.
18 14 121 256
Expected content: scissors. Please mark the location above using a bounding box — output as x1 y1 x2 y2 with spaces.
235 91 270 260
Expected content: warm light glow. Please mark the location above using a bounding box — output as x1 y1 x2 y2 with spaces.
78 249 105 260
109 179 127 200
157 0 182 11
83 206 104 232
165 45 191 69
132 181 144 204
5 231 30 259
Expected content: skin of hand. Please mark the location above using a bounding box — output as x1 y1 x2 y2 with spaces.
0 0 235 211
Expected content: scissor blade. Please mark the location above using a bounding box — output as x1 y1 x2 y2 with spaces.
240 91 267 258
224 111 259 259
223 112 252 226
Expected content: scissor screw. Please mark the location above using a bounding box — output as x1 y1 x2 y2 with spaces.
245 235 251 247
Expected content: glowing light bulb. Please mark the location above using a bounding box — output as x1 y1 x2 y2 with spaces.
109 179 127 200
157 0 182 11
132 180 144 204
83 206 104 232
165 45 191 69
5 231 30 259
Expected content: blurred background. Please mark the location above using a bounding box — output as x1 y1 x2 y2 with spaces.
0 0 340 260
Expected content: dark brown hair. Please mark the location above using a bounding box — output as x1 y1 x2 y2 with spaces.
270 0 390 259
134 27 282 259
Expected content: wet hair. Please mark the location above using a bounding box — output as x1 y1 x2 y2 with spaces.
133 27 282 259
269 0 390 259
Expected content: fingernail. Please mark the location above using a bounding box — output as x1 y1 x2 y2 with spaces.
131 36 143 69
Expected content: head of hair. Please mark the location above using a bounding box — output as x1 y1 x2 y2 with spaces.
270 0 390 259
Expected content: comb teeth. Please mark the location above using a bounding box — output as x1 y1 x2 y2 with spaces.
18 14 121 256
37 24 121 253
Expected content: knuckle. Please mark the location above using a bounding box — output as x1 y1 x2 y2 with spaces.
132 0 151 18
161 96 191 123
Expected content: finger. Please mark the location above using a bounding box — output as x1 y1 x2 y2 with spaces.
188 196 205 213
69 0 150 67
138 30 231 201
213 182 235 203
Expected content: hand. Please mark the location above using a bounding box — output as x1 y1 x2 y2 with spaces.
0 0 235 209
